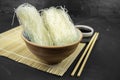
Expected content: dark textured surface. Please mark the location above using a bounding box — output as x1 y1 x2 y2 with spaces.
0 0 120 16
0 16 120 80
0 0 120 80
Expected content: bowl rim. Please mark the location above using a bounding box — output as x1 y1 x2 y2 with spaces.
21 29 83 48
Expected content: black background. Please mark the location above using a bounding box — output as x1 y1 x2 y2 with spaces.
0 0 120 80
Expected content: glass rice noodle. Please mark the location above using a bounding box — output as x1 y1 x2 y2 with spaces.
15 3 53 46
42 7 79 46
16 3 80 46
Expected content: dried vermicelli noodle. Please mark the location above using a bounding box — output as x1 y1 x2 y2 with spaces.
15 3 53 46
42 7 79 46
16 3 80 46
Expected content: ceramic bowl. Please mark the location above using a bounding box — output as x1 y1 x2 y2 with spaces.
21 29 83 64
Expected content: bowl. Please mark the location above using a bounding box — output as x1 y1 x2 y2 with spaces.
21 29 83 64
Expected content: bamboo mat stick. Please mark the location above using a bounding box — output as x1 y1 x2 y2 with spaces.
77 32 99 77
71 32 97 76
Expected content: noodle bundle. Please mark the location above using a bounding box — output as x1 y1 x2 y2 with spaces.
42 7 79 46
15 3 53 46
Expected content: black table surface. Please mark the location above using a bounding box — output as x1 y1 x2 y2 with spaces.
0 14 120 80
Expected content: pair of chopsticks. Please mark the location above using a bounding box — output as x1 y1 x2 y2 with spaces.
71 32 99 77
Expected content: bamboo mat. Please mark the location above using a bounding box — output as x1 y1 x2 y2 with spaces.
0 26 85 76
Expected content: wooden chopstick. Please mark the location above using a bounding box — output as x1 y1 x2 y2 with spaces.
71 32 98 76
77 32 99 77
